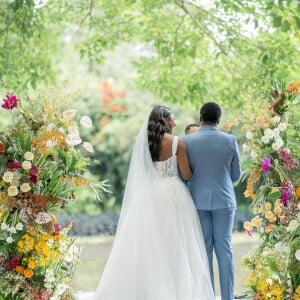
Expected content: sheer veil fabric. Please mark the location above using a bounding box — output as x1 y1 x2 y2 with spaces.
94 114 215 300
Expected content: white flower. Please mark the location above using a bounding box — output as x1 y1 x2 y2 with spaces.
286 220 298 232
15 223 24 231
35 212 52 224
46 140 55 148
271 139 283 151
261 135 270 144
62 109 77 119
273 128 280 138
242 143 248 151
250 150 257 159
47 123 56 131
45 269 56 283
278 122 287 132
295 249 300 261
246 131 253 139
11 179 19 187
266 278 273 285
20 183 31 193
1 223 9 231
6 236 14 244
264 128 274 139
68 125 79 135
272 143 280 151
3 171 14 183
80 116 93 128
22 161 32 170
66 134 82 146
82 142 94 153
7 186 18 197
58 127 65 133
8 226 17 234
272 116 281 123
24 151 34 161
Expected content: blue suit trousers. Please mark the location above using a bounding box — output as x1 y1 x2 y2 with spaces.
197 208 236 300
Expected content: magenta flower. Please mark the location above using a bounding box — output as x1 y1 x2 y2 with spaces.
29 175 38 184
5 255 22 270
1 94 19 110
29 165 39 176
53 223 62 235
280 188 292 207
245 229 252 236
7 161 22 170
261 157 271 173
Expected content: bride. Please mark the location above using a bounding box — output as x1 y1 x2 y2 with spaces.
94 106 215 300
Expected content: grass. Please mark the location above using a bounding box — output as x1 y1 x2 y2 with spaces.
71 232 259 296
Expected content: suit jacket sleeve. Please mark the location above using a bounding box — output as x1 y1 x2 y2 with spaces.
231 136 241 182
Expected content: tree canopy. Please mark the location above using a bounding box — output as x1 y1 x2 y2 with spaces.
1 0 299 107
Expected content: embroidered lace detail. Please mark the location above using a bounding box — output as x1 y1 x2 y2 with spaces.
154 156 179 178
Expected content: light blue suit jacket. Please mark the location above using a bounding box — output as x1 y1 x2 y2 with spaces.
182 125 241 210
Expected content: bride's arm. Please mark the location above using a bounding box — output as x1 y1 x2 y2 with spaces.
177 140 192 180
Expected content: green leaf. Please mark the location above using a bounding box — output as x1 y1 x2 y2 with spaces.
294 16 300 29
281 20 291 32
273 16 282 28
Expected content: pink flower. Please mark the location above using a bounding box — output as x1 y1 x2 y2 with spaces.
245 229 252 236
7 161 22 170
53 223 62 235
1 94 19 110
278 148 298 171
261 157 271 173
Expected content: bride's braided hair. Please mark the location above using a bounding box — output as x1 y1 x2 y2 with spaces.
148 106 172 161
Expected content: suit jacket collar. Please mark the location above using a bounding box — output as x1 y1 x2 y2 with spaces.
200 125 218 131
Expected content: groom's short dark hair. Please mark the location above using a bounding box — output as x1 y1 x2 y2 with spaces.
200 102 222 123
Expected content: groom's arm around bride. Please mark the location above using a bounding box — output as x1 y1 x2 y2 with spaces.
183 102 241 300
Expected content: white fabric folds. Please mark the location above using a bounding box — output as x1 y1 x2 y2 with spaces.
94 115 215 300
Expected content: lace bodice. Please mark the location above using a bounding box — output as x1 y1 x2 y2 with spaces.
153 136 179 178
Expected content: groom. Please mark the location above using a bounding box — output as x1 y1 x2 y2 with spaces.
183 102 241 300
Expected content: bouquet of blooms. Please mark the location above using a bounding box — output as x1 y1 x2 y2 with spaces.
0 92 107 299
239 81 300 299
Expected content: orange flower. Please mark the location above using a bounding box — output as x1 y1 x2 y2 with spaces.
295 187 300 198
15 265 24 274
23 268 34 278
286 81 300 94
265 224 274 233
72 177 90 186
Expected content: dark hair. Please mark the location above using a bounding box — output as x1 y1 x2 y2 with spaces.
185 123 200 134
200 102 222 123
148 106 172 161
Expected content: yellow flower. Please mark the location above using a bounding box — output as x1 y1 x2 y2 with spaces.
28 258 36 270
23 269 34 278
251 216 262 227
265 211 274 220
243 221 252 230
274 206 282 215
265 202 272 210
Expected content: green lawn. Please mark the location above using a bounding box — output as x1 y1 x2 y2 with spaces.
71 232 258 296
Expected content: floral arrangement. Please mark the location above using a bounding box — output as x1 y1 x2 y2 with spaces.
239 80 300 299
0 92 107 299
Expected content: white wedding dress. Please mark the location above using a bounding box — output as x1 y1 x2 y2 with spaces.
94 116 215 300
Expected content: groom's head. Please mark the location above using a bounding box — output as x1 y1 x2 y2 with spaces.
200 102 222 125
